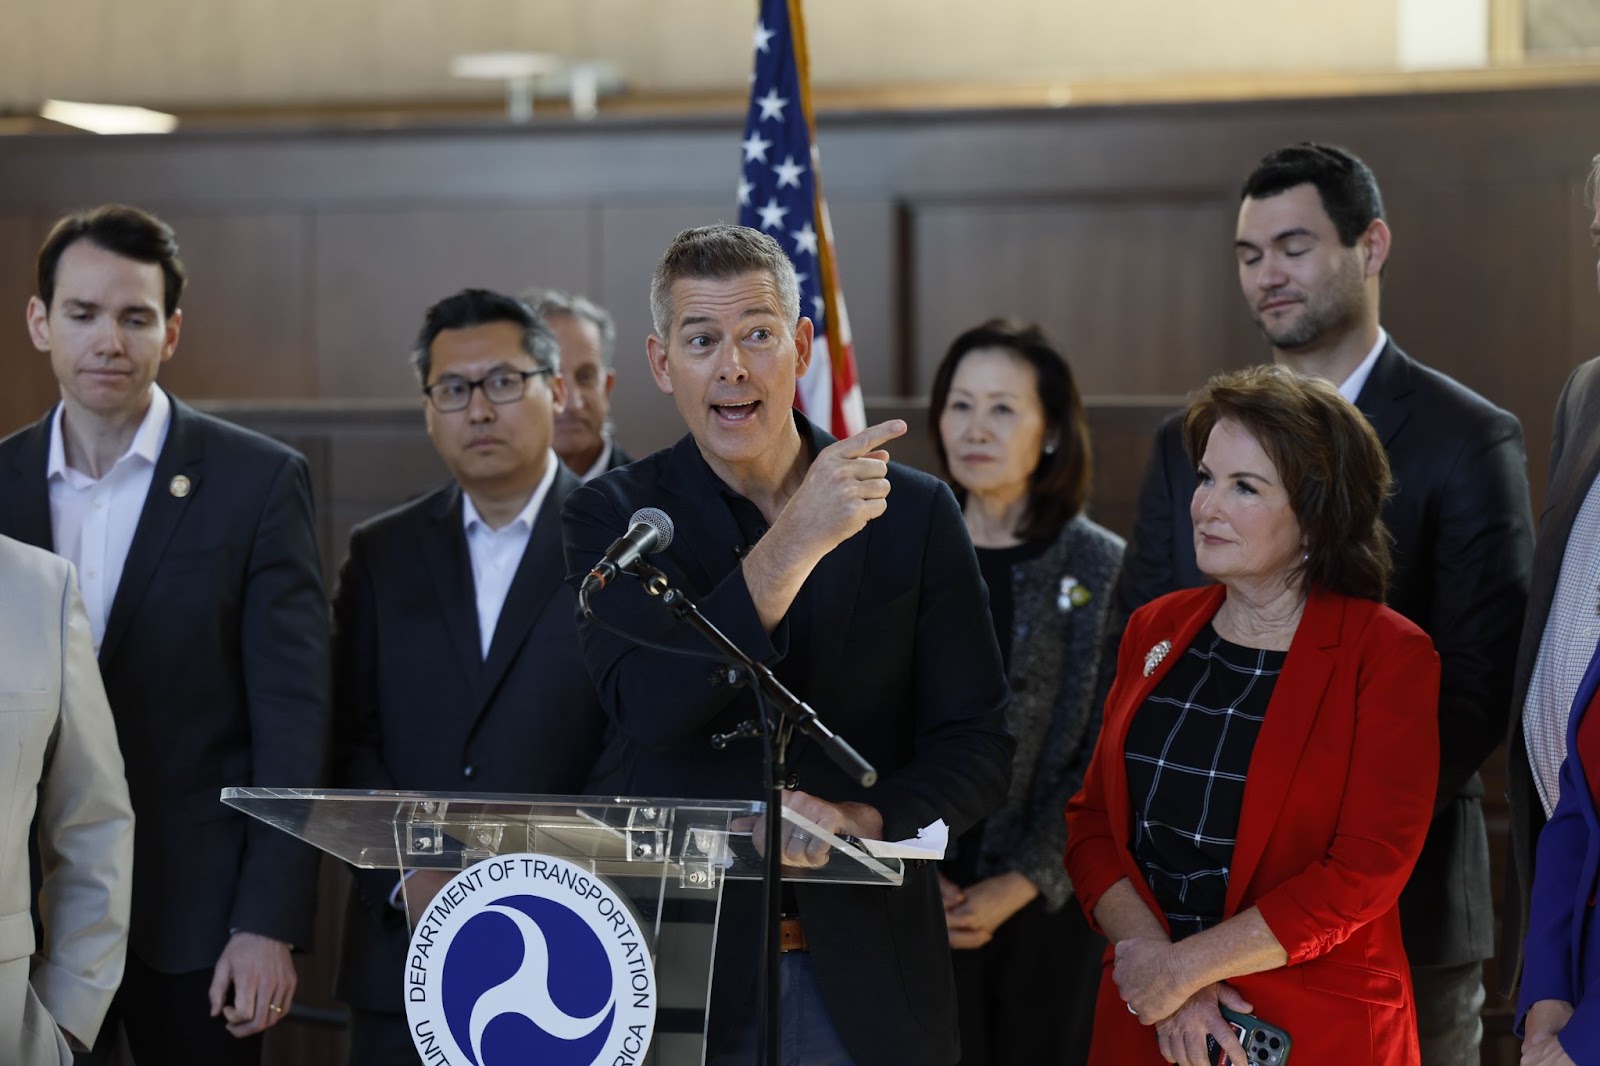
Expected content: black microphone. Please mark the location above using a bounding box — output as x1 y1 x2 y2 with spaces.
582 507 674 595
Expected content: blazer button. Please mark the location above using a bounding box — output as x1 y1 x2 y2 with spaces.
785 773 800 790
462 765 477 780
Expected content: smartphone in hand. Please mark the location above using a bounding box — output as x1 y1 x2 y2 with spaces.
1206 1005 1291 1066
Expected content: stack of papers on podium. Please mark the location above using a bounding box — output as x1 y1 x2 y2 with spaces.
859 819 949 860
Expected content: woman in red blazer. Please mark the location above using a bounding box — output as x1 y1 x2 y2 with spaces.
1065 366 1440 1066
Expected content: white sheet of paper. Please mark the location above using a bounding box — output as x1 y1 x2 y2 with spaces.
860 818 949 860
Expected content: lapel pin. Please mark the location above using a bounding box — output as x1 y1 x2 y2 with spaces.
1057 575 1091 612
1143 640 1172 678
169 474 192 498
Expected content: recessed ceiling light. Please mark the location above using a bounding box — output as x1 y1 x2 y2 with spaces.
40 99 178 135
449 52 562 82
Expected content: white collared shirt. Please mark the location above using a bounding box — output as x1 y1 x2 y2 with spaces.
460 454 558 659
47 385 173 651
1337 328 1388 404
1523 472 1600 815
575 435 615 484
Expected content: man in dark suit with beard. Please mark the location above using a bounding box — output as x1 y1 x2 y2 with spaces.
1118 144 1534 1066
331 289 606 1064
0 205 329 1064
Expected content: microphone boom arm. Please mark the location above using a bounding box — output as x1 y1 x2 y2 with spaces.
635 564 878 789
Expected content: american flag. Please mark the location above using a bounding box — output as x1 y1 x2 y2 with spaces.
737 0 865 439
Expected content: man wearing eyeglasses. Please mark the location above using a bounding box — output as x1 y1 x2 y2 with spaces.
329 288 607 1065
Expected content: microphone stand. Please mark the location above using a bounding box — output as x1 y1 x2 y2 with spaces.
618 562 878 1066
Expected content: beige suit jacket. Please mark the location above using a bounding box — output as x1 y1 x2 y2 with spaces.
0 535 132 1066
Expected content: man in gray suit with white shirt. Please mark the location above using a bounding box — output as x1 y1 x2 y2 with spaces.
0 534 133 1065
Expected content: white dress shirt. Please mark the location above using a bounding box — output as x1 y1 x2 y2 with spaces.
461 454 559 659
47 386 173 652
1523 472 1600 816
1336 328 1387 404
389 455 558 906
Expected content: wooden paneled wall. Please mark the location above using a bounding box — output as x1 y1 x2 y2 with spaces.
3 84 1597 515
3 86 1596 1066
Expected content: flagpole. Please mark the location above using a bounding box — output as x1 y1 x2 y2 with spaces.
787 0 863 438
787 0 836 365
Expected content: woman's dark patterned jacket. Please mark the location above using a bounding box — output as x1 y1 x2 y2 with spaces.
971 514 1125 911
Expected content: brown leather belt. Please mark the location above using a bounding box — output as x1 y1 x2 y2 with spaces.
780 917 809 952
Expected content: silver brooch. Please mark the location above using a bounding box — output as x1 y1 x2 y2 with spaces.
1143 640 1172 677
1057 576 1091 612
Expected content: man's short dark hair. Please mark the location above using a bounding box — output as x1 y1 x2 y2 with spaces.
37 204 186 317
1240 143 1385 247
411 288 559 385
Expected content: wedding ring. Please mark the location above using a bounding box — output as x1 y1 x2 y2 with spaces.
268 1004 283 1014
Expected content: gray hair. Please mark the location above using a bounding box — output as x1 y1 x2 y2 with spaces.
648 224 800 337
1589 152 1600 210
523 287 617 370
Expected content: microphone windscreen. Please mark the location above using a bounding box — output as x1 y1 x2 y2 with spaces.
628 507 674 553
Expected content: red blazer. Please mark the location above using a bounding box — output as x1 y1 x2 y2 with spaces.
1064 584 1440 1065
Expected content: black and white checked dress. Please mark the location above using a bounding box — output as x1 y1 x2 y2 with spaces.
1123 622 1284 940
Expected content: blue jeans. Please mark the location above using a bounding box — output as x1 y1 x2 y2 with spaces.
708 952 858 1066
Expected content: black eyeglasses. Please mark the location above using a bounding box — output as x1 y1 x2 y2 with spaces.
422 367 553 413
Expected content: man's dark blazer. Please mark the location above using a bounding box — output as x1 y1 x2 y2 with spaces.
561 420 1014 1066
0 398 330 974
1116 340 1534 967
331 467 607 1013
1504 356 1600 991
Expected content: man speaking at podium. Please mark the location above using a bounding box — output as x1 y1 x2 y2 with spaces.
562 224 1013 1066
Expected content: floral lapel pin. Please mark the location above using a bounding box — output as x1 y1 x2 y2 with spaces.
1057 576 1091 613
1143 640 1173 678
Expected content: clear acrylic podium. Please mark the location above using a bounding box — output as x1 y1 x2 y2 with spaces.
222 787 903 1065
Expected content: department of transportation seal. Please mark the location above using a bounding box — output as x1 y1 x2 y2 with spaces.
404 853 657 1066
